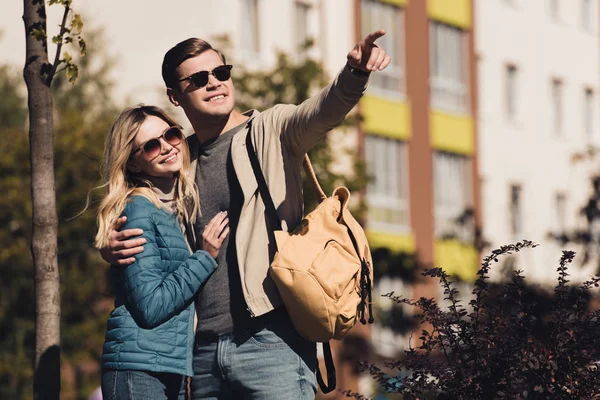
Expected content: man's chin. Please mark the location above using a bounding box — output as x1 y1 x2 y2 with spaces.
202 104 234 118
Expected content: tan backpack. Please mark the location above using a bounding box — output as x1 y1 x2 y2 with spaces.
246 131 374 393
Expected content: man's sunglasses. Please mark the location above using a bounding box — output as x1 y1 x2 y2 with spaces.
131 126 184 159
178 65 233 89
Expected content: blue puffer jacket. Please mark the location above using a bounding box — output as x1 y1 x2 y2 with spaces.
101 195 217 376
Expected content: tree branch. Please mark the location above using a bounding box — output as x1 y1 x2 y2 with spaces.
46 1 71 85
53 65 67 76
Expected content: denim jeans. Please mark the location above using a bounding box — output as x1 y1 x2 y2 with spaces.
190 311 317 399
101 370 187 400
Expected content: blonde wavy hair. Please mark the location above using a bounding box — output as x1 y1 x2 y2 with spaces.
94 105 198 249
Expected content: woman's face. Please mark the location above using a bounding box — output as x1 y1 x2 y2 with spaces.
129 115 183 179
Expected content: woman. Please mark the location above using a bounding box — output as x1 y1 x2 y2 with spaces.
95 105 228 399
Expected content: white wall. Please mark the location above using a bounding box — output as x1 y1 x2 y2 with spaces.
1 0 357 129
476 0 600 284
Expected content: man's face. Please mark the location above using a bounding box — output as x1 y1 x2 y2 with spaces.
169 50 235 120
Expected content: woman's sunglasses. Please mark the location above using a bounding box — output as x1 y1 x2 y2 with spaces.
131 126 184 159
178 64 233 89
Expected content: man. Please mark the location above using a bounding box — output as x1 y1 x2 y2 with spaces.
102 29 390 399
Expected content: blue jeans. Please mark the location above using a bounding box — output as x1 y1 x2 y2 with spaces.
101 370 187 400
190 311 317 399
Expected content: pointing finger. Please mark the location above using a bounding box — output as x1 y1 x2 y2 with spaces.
363 29 386 45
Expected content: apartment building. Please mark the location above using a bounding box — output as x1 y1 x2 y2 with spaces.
476 0 600 285
358 0 477 362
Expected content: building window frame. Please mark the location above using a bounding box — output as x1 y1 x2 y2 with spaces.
433 151 473 241
365 134 411 234
582 0 593 31
584 87 594 140
505 63 519 121
361 0 405 99
555 192 567 234
549 0 560 21
551 78 564 137
429 21 469 115
509 184 523 239
294 1 312 53
240 0 261 58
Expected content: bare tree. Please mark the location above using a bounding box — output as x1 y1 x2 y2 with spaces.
22 1 84 398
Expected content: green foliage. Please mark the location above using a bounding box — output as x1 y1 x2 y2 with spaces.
0 66 27 129
229 41 368 212
233 51 328 112
30 27 47 42
0 107 34 399
354 242 600 399
29 0 87 85
0 28 119 399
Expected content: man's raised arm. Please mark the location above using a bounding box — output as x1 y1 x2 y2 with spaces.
271 29 391 157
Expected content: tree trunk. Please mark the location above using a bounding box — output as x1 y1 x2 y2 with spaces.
23 1 61 399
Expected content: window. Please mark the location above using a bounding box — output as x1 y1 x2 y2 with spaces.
551 79 563 136
365 135 410 233
582 0 592 30
505 64 518 120
241 0 260 56
549 0 559 20
585 88 594 139
361 0 404 97
509 184 522 237
430 22 468 114
555 193 566 233
294 2 311 52
433 152 473 239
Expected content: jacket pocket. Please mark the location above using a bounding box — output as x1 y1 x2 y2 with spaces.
137 317 177 354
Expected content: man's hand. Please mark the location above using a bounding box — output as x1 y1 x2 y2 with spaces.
99 216 146 266
347 29 391 73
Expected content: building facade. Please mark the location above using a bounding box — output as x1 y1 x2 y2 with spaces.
358 0 478 369
476 0 600 285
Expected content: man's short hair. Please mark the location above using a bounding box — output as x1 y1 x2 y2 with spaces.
162 38 227 89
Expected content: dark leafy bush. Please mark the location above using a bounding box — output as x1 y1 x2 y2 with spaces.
350 241 600 400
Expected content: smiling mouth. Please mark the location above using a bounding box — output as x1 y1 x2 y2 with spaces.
208 94 226 102
162 154 177 164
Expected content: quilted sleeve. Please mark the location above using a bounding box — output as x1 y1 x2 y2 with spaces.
120 203 217 328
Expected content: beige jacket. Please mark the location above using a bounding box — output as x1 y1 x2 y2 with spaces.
188 65 369 317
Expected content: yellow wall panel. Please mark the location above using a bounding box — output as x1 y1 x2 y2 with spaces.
367 231 416 254
379 0 408 6
434 239 478 282
430 111 474 155
428 0 472 29
361 95 412 140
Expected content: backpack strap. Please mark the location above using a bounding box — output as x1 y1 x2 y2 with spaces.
245 125 337 394
245 123 282 231
316 342 337 394
302 154 327 203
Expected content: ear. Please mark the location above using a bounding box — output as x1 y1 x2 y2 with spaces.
127 159 142 174
167 87 180 107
